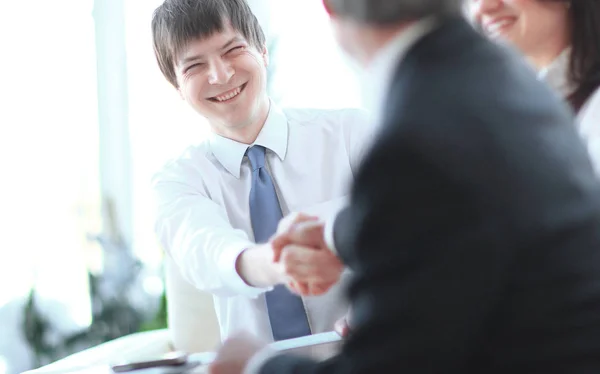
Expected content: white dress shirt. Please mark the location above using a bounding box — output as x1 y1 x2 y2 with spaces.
153 102 372 342
538 49 600 172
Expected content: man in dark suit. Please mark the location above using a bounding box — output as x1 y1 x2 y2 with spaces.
209 0 600 373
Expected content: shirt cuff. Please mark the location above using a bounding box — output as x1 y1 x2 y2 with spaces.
243 346 278 374
218 242 273 298
323 207 343 256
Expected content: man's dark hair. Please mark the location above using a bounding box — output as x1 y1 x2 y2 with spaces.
152 0 266 88
325 0 462 25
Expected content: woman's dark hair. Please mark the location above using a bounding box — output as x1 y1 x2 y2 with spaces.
555 0 600 111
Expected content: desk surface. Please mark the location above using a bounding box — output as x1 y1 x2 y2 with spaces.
24 332 343 374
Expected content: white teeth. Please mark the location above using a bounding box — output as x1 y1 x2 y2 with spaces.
215 86 242 102
487 19 513 35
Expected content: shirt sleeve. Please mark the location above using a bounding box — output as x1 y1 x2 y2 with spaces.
323 206 343 256
152 161 271 298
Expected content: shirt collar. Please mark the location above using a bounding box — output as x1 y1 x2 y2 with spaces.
209 100 288 179
537 48 576 99
363 17 438 126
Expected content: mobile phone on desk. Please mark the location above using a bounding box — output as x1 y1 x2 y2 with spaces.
111 352 188 372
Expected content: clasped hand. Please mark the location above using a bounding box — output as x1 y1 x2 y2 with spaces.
270 213 344 296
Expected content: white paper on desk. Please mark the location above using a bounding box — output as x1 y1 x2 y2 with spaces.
187 331 343 364
270 331 343 362
269 331 342 351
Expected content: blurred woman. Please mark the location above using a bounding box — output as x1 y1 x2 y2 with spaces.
467 0 600 168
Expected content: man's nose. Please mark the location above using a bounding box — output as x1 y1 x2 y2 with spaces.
207 58 234 85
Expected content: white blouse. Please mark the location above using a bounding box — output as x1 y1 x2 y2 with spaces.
538 49 600 172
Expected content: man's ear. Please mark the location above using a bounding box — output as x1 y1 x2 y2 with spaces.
262 44 270 67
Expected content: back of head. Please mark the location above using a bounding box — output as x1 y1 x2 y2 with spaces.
152 0 266 88
324 0 462 25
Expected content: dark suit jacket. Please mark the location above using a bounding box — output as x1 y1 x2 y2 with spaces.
260 17 600 374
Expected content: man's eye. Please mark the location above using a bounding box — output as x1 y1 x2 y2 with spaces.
185 63 204 73
227 46 245 54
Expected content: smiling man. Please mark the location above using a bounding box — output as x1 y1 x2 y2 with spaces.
150 0 371 345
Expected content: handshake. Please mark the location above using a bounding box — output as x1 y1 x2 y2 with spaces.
269 213 344 297
236 212 350 335
233 211 352 342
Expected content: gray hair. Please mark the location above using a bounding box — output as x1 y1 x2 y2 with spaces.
327 0 462 24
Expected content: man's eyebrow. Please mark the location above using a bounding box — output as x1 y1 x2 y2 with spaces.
179 36 246 66
179 54 201 66
221 36 245 50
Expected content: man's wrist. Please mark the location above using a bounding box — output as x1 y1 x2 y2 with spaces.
236 244 283 288
220 242 271 298
262 243 285 286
